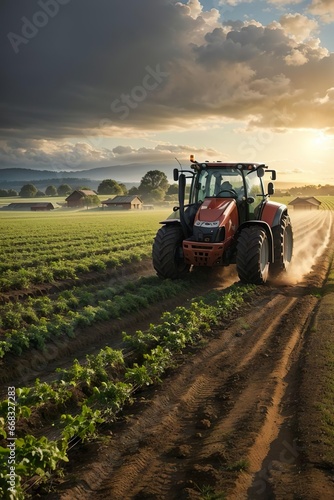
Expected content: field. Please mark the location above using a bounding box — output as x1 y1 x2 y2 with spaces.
1 206 334 499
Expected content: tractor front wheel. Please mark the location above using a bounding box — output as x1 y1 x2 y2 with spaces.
236 226 269 284
152 224 190 279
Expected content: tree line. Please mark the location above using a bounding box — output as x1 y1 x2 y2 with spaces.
0 171 178 203
5 171 334 202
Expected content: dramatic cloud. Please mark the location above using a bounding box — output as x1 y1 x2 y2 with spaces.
0 138 222 171
0 0 333 171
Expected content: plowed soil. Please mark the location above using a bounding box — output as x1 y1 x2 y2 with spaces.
14 211 334 499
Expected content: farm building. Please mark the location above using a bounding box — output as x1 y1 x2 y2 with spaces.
31 202 61 211
1 202 60 211
101 195 143 210
65 190 98 208
288 197 321 210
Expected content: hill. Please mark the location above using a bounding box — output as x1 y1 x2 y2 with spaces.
0 164 173 190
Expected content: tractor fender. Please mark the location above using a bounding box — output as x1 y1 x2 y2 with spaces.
158 218 181 225
261 201 288 228
236 221 274 263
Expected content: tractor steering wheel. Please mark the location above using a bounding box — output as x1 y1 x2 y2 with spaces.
216 188 238 197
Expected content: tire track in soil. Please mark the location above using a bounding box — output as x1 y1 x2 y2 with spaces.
55 288 317 500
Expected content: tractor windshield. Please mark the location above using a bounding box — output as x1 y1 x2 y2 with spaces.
193 168 244 203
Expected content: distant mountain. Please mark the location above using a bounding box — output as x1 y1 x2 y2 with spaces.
0 163 174 182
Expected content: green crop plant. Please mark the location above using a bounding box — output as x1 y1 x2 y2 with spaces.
89 381 133 414
61 404 104 444
0 434 69 500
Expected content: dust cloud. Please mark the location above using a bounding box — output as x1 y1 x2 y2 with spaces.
274 209 333 285
191 210 333 289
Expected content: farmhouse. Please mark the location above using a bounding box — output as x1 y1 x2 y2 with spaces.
288 197 321 210
101 195 143 210
65 190 98 208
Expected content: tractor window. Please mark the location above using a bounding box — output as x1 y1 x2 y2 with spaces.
194 168 244 202
245 169 265 218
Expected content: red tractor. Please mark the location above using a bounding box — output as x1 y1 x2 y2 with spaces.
152 156 293 284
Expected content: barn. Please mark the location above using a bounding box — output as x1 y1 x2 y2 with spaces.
1 202 60 211
288 197 321 210
31 202 61 211
65 190 98 208
101 195 143 210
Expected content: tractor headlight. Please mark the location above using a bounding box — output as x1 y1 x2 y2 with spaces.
194 221 220 228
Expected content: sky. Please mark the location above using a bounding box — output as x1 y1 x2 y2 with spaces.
1 0 334 185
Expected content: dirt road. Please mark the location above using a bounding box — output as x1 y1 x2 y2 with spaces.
44 210 333 500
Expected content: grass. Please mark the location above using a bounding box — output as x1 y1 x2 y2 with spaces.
221 458 250 472
314 264 334 465
196 485 226 500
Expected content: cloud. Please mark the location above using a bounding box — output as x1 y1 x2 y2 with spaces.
279 13 318 42
0 138 223 171
0 0 333 149
308 0 334 22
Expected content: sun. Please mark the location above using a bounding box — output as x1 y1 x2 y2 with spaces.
312 131 331 147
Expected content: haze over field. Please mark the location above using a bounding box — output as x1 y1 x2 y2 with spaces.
1 0 333 184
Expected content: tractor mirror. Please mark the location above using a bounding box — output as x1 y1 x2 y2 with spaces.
247 196 255 204
268 182 275 195
266 169 276 180
257 167 265 178
173 168 179 181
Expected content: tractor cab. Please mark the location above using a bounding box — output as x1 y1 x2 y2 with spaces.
190 163 269 224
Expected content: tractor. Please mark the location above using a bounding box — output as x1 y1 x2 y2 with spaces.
152 155 293 284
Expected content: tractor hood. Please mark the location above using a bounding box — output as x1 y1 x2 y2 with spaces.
195 198 236 223
191 198 239 244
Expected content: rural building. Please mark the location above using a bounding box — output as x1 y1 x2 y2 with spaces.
65 190 98 208
288 197 321 210
1 202 60 211
31 202 61 211
101 195 143 210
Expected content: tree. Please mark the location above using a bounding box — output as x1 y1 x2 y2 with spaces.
45 185 57 196
166 184 178 196
0 189 9 197
119 183 128 195
36 190 46 197
19 184 38 198
144 187 165 203
128 186 139 195
8 189 18 197
57 184 72 196
138 170 169 195
97 179 123 195
85 194 100 208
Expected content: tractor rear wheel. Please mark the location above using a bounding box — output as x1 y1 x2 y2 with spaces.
152 224 190 279
270 215 293 277
236 226 269 284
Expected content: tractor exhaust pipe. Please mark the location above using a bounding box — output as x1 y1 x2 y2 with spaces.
178 173 188 237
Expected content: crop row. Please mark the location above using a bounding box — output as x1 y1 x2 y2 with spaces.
0 283 255 499
0 211 170 291
0 245 152 292
0 276 189 358
318 199 334 211
0 235 153 272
